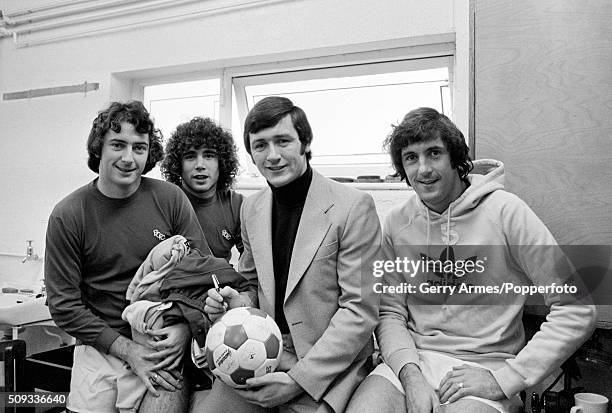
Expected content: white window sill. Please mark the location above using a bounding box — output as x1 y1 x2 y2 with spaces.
235 176 408 191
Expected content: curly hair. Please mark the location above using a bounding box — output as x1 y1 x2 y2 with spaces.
86 101 163 174
383 107 473 184
243 96 313 161
161 117 239 191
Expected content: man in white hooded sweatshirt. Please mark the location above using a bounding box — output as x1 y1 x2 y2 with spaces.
346 107 596 413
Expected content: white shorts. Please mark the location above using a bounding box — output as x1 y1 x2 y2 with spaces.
67 345 146 413
370 351 522 413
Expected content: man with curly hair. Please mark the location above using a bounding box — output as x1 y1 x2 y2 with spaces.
45 101 211 413
162 117 244 263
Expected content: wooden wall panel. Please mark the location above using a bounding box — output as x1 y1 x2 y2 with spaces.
474 0 612 246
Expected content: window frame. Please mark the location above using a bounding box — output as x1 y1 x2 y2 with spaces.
224 42 455 178
231 55 454 177
137 41 459 182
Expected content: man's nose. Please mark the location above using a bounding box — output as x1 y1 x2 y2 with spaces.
195 155 206 169
418 158 432 175
121 147 135 164
266 144 281 162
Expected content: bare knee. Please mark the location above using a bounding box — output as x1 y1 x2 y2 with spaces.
140 385 190 413
346 375 405 413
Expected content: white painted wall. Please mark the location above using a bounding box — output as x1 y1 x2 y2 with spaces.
0 0 467 254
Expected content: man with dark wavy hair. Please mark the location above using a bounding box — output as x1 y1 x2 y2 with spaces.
347 107 596 413
162 117 243 263
45 101 211 413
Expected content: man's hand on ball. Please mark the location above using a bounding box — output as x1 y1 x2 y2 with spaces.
235 372 303 408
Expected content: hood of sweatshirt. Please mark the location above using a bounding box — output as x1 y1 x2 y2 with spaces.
419 158 505 219
408 159 505 250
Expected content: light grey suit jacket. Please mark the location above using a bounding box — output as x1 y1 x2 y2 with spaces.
238 170 381 412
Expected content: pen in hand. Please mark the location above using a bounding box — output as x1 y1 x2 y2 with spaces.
212 273 228 311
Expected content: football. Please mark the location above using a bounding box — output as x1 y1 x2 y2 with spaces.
192 306 283 388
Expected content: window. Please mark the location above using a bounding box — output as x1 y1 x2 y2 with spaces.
233 57 451 178
143 50 453 182
144 78 221 138
143 78 220 179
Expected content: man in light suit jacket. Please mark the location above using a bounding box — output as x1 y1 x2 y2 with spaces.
200 96 381 413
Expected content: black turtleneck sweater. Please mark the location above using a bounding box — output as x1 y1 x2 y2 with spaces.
270 165 313 333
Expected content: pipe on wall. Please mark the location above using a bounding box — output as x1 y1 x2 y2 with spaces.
4 0 149 26
4 0 104 18
1 0 200 36
4 0 288 48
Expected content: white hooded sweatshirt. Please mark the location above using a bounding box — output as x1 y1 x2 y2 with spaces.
376 159 596 398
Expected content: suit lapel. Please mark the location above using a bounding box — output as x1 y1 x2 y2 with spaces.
248 189 275 312
285 172 333 302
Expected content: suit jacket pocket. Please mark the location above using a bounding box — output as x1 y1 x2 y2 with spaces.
313 241 338 261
